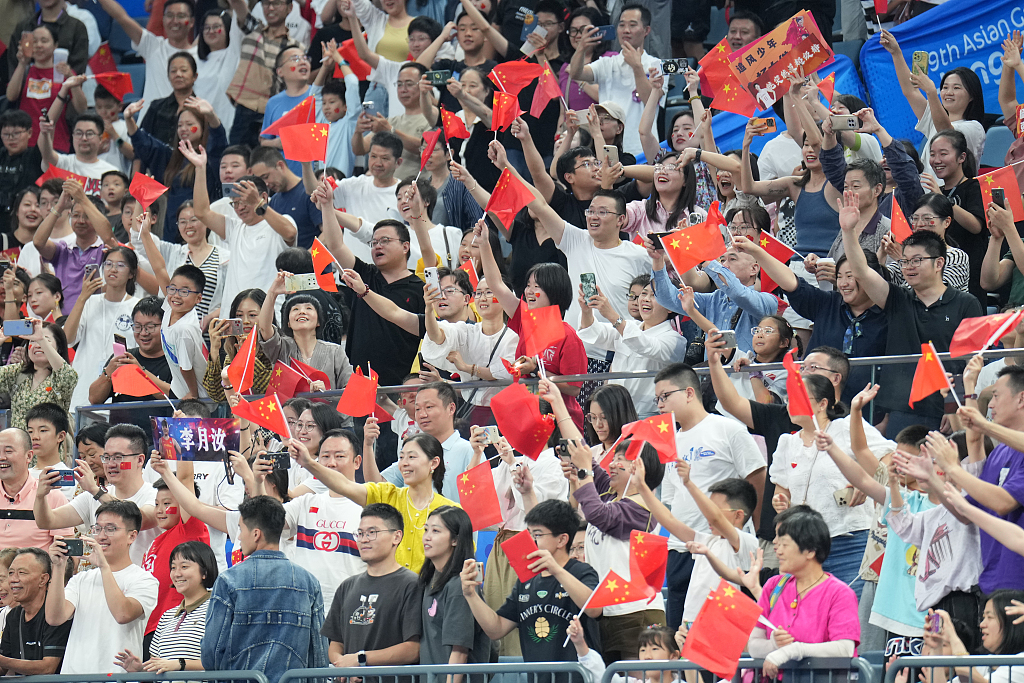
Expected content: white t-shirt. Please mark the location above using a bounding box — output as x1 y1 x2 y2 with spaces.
69 483 160 566
52 154 119 195
97 119 132 176
757 133 803 181
413 225 466 270
370 58 404 118
61 563 158 674
420 320 519 405
69 294 139 413
251 1 312 46
588 50 667 156
557 222 650 360
282 491 364 609
332 175 401 264
132 30 199 122
160 300 208 399
194 19 245 135
219 213 295 313
683 529 759 621
661 413 766 551
843 132 883 164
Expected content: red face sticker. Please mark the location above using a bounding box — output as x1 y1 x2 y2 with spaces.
491 296 499 303
190 125 198 133
165 506 178 515
333 107 341 114
120 461 133 470
290 66 297 71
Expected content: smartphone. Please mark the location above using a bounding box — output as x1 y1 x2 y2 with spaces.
425 70 452 86
222 183 239 198
833 486 853 507
482 425 500 444
750 117 777 134
717 329 737 350
580 273 597 299
224 318 245 335
3 319 34 337
361 101 380 119
928 612 942 634
660 58 688 74
113 333 127 357
593 25 615 41
52 47 69 84
602 144 619 167
424 266 441 295
555 439 571 459
284 273 318 293
649 231 671 250
83 263 100 281
63 538 85 557
57 469 76 486
829 115 860 130
912 51 929 76
0 262 9 275
267 451 291 470
991 188 1006 209
19 31 31 60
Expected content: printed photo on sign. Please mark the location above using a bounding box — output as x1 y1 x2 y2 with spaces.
151 417 240 462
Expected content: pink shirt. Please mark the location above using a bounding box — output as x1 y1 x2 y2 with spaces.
0 475 72 550
757 573 861 652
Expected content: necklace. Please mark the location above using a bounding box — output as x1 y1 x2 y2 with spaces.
789 572 826 609
404 490 431 532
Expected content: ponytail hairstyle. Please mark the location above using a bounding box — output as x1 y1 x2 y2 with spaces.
403 433 446 493
930 129 977 178
804 374 849 420
760 314 801 361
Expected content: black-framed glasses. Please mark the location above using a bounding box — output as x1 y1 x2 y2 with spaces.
166 285 201 297
132 323 161 334
100 452 144 463
584 208 621 218
897 256 940 268
654 389 681 405
369 237 405 248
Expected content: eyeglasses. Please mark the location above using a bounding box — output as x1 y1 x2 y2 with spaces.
0 130 29 140
570 544 585 555
369 237 405 248
654 164 682 173
597 115 617 124
654 389 681 405
202 24 223 33
910 215 940 225
356 528 398 541
295 420 318 433
73 130 99 139
567 26 593 36
751 326 778 336
800 363 836 375
897 256 940 269
100 453 144 463
584 208 622 218
530 531 555 540
166 285 201 297
285 55 311 64
729 223 756 233
574 160 602 171
627 294 640 301
396 80 419 89
103 260 129 271
132 323 161 334
537 20 560 28
177 217 202 227
474 289 494 299
440 287 465 297
89 524 125 535
585 413 607 424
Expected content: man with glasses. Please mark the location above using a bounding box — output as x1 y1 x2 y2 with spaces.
519 129 601 229
0 110 43 229
35 424 161 567
93 0 198 122
38 113 119 197
45 500 159 674
352 63 430 182
321 502 420 669
841 203 982 435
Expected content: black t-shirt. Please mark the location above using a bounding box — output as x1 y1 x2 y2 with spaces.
308 23 355 74
0 603 73 664
344 260 426 387
431 58 498 113
495 558 600 667
943 178 988 308
549 186 590 230
0 146 43 229
499 75 561 159
507 211 567 296
106 348 173 402
748 401 796 541
456 123 503 193
495 0 539 56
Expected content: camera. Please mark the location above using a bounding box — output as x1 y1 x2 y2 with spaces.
266 451 291 470
425 70 452 86
661 59 689 75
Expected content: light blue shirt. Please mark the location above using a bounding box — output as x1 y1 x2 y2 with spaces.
310 75 362 177
871 488 933 636
380 430 474 503
651 259 778 355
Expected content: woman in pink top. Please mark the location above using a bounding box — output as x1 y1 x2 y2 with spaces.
748 507 860 679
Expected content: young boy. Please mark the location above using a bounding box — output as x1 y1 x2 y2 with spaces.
635 458 759 626
94 85 133 176
26 403 72 478
210 145 251 219
161 264 208 399
100 170 130 240
261 46 315 176
311 43 364 178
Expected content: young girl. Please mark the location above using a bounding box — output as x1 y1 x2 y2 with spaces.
7 25 83 149
569 618 690 683
744 314 796 404
418 506 490 668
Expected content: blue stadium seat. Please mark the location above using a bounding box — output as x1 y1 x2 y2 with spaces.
108 21 134 58
981 126 1014 169
86 2 113 41
833 40 864 70
708 6 727 46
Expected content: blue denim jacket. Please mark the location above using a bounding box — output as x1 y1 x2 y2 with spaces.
202 549 328 683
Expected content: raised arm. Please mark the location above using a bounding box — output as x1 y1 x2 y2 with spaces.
32 190 72 261
639 75 666 163
998 35 1023 122
839 189 891 307
312 178 358 270
417 21 456 67
738 121 798 201
257 271 285 342
568 26 599 83
178 141 226 239
814 430 886 504
510 118 555 203
289 437 368 506
458 0 507 56
340 268 424 336
474 218 520 316
879 30 927 119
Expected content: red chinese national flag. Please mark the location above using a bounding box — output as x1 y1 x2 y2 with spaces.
35 165 88 188
890 196 913 242
978 165 1024 223
630 530 668 598
490 382 556 460
491 91 521 132
279 123 329 163
587 569 652 609
520 304 565 357
266 361 309 401
706 200 727 233
420 128 442 172
622 414 677 463
93 72 134 102
227 329 258 394
949 310 1024 358
874 0 888 14
128 173 168 210
335 38 372 80
710 72 757 117
89 42 117 75
909 342 949 408
310 238 338 292
485 168 534 229
233 393 292 437
336 366 378 417
698 38 733 98
459 259 479 290
783 348 814 417
661 220 727 275
488 61 545 95
817 72 835 103
290 358 331 390
757 230 797 293
682 579 762 679
261 96 316 136
457 462 503 530
440 108 470 141
111 365 161 397
530 65 562 118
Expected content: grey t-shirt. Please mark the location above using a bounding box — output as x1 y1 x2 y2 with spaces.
420 575 490 669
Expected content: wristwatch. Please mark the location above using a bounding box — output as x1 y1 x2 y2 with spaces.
178 658 186 671
357 651 367 666
576 468 593 479
613 317 624 327
92 486 108 501
254 199 267 217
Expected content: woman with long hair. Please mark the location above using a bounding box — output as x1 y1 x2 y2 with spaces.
125 93 226 241
351 0 414 62
883 193 969 292
194 9 243 135
5 187 43 254
203 289 273 400
743 314 798 404
26 273 64 323
418 506 490 667
923 590 1024 683
582 384 637 459
558 7 611 110
0 320 75 429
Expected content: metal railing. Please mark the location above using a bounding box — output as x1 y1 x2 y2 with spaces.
14 671 269 683
602 657 877 683
279 661 590 683
885 655 1024 683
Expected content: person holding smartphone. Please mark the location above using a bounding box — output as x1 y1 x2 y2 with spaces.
0 320 75 430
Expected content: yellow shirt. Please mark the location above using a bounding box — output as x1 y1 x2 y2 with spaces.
376 22 411 62
364 482 459 571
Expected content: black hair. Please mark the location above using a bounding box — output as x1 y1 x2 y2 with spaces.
370 131 404 160
707 477 758 524
96 499 143 533
25 402 70 436
725 205 770 233
399 62 428 80
32 23 59 44
230 288 268 318
177 398 212 418
913 192 955 222
153 475 200 498
459 66 494 106
104 423 149 457
408 15 443 41
20 322 69 375
276 247 315 275
654 362 700 393
307 404 349 451
438 267 472 296
560 7 610 56
197 9 231 60
901 229 947 262
900 140 924 173
647 151 696 228
846 159 885 198
525 499 579 545
76 422 110 448
274 44 306 69
236 175 269 197
284 397 314 417
167 50 198 77
804 374 849 420
728 9 764 35
996 365 1024 396
222 144 251 166
100 170 130 187
362 502 404 532
418 381 458 408
249 145 287 169
172 264 206 294
322 428 362 458
28 272 62 312
836 248 889 282
524 263 573 317
132 295 164 321
322 80 347 103
93 85 119 104
555 147 596 188
397 176 438 216
805 346 850 387
0 109 33 131
834 93 867 114
983 590 1024 655
939 67 986 125
164 0 195 16
403 433 446 493
102 245 139 296
281 293 324 337
930 129 977 178
629 273 651 290
637 625 679 656
10 186 41 233
619 3 651 26
72 112 105 136
584 384 638 446
776 507 831 562
894 424 930 447
373 219 412 247
756 313 800 361
419 505 475 593
14 547 51 577
238 495 286 545
593 188 626 216
169 540 219 588
613 439 664 491
265 468 292 503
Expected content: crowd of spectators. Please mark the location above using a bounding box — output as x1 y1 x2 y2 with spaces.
0 0 1021 680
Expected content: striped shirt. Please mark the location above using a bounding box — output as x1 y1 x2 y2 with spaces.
149 598 208 662
226 14 304 113
186 245 224 321
887 244 970 293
